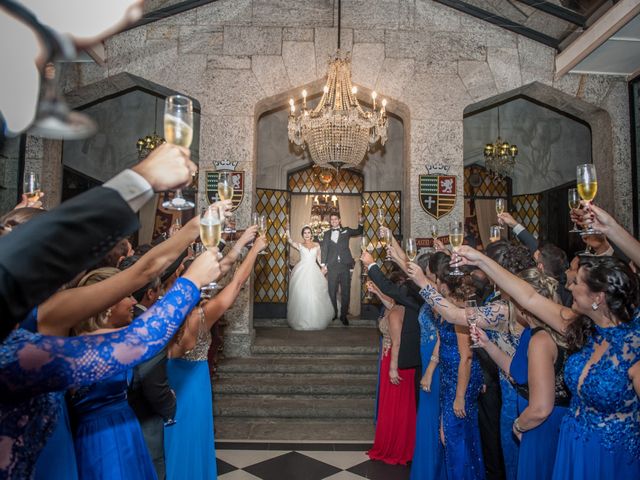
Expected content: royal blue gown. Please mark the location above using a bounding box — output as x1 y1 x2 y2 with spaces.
165 321 217 480
437 317 485 480
410 304 445 480
0 278 199 479
552 316 640 479
510 327 569 480
70 370 157 479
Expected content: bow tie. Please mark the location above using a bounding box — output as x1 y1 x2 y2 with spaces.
331 228 340 232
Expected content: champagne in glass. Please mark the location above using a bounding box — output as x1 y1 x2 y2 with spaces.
449 221 464 276
405 238 417 262
496 198 505 229
23 171 41 203
576 164 600 234
489 225 501 243
199 207 222 297
360 237 370 277
377 208 386 227
466 299 480 348
162 95 195 211
257 215 268 255
430 224 438 241
218 172 236 233
568 187 581 233
384 229 393 261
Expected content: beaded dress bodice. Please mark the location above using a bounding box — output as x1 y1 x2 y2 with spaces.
378 311 392 355
563 314 640 458
182 311 212 362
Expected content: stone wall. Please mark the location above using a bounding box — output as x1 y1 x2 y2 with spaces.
46 0 632 356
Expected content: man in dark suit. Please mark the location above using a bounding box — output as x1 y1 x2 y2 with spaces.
0 143 196 339
320 213 363 325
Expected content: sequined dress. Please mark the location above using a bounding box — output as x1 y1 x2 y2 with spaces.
367 307 417 465
0 278 199 479
552 315 640 479
410 303 445 480
165 314 216 480
436 316 485 480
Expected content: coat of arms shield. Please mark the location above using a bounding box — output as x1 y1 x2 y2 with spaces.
206 170 244 211
419 175 456 220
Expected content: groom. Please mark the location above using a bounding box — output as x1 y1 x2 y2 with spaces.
320 213 363 326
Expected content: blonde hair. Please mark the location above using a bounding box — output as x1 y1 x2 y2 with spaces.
72 267 120 335
516 268 566 347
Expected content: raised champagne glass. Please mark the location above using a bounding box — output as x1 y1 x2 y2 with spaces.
449 221 465 276
162 95 195 210
361 236 370 277
199 207 222 297
489 225 501 243
466 299 480 348
405 238 417 262
576 164 600 235
568 187 581 233
257 214 268 255
495 198 505 229
23 171 41 203
218 172 236 233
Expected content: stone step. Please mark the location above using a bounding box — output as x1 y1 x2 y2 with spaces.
214 418 375 441
216 356 378 375
213 374 376 395
254 318 377 328
251 327 380 356
213 395 375 419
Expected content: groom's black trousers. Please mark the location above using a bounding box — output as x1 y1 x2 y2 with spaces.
327 263 351 319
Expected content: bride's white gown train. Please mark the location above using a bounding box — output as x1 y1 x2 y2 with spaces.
287 245 334 330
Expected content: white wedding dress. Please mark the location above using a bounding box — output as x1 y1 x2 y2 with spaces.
287 244 334 330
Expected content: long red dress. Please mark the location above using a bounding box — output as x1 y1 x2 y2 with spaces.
367 308 417 465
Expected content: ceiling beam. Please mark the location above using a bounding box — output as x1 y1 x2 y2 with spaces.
518 0 586 27
555 0 640 79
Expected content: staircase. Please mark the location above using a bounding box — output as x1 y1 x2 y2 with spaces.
213 321 380 441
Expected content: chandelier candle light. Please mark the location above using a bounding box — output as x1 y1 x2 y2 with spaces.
288 50 388 170
483 106 518 178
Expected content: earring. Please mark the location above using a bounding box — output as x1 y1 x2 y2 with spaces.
591 302 599 311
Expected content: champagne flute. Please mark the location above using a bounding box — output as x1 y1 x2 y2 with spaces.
257 214 268 255
576 164 600 235
162 95 195 210
466 299 480 348
360 237 370 277
218 172 236 233
199 207 222 298
568 187 581 233
364 280 373 301
430 224 438 241
23 171 41 203
405 238 417 262
449 221 464 276
495 198 505 229
377 207 386 227
489 225 501 243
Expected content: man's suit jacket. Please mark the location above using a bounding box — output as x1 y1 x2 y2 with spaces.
367 264 422 370
0 186 139 334
320 225 363 269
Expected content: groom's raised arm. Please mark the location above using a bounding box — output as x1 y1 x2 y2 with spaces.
349 222 364 237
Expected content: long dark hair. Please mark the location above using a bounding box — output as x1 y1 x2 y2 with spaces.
565 256 639 350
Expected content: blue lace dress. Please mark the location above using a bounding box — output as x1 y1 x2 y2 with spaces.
437 316 485 480
552 315 640 479
0 278 199 479
410 303 445 480
510 327 570 480
70 370 157 479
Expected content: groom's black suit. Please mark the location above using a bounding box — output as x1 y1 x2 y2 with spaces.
320 224 363 323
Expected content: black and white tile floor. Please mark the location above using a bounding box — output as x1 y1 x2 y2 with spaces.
216 442 410 480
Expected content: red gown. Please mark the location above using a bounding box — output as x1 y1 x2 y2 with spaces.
367 310 417 465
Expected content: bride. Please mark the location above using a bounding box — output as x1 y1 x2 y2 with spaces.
286 225 334 330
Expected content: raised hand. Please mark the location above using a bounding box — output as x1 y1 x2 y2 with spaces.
470 325 490 349
450 245 484 268
407 262 429 288
237 225 258 248
497 211 518 228
132 143 197 191
182 250 220 288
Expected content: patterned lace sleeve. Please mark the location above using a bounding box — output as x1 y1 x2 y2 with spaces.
419 285 509 331
0 278 199 400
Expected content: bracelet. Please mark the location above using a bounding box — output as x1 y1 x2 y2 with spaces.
430 355 439 364
513 418 526 434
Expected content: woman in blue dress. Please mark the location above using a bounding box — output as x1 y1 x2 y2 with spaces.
165 234 265 480
472 268 571 480
418 267 485 480
453 203 640 480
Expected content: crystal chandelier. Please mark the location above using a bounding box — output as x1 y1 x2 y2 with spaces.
288 49 388 170
483 106 517 178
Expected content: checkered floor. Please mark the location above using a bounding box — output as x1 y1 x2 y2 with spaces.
216 442 410 480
